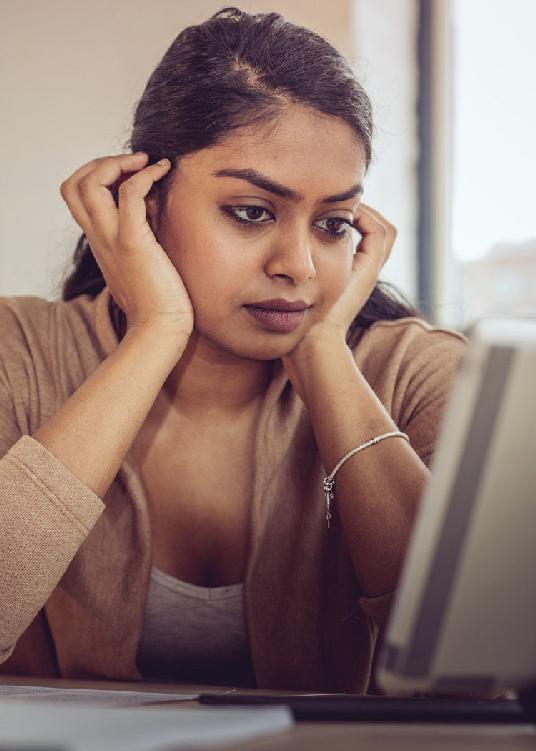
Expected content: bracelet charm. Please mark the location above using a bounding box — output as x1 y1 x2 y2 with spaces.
322 431 410 529
323 477 335 528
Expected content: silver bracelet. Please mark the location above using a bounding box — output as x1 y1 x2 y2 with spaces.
322 431 410 528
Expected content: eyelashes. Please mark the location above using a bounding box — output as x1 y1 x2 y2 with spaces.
221 205 356 241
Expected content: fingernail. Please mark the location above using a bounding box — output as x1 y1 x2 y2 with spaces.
157 158 170 166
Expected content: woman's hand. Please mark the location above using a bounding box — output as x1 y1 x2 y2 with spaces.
60 152 194 337
306 203 396 342
281 203 397 398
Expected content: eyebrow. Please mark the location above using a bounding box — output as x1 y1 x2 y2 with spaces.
212 168 364 204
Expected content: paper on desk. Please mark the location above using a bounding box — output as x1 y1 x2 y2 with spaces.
0 684 197 706
0 699 293 750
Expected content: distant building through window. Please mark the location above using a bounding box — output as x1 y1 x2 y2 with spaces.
462 240 536 321
447 0 536 328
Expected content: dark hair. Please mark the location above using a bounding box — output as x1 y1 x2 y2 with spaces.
60 6 422 347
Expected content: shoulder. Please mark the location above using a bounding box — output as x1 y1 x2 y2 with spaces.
0 290 110 363
0 293 79 358
352 315 468 381
0 295 60 441
0 291 109 412
351 317 468 460
0 293 53 323
355 314 468 352
0 295 57 367
0 290 101 323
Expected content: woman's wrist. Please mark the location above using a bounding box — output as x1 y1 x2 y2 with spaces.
124 319 190 364
281 328 350 405
289 328 348 372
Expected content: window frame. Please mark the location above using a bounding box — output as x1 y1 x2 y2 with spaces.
417 0 459 327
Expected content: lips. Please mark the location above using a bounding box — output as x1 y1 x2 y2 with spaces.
243 297 312 333
244 298 311 312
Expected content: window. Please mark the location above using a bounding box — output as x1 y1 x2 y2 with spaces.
422 0 536 328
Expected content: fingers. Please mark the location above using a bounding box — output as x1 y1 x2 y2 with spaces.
59 153 170 251
117 159 170 248
60 153 144 233
353 203 397 264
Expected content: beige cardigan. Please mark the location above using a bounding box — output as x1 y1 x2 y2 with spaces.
0 286 467 691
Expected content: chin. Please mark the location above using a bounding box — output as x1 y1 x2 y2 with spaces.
203 330 299 361
230 339 297 361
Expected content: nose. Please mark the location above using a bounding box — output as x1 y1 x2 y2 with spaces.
263 224 317 285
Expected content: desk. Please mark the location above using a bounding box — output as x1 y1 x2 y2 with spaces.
1 675 534 750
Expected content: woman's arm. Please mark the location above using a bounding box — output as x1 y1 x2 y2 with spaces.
0 319 184 664
33 151 194 498
32 322 185 498
280 203 459 600
0 151 195 663
290 334 430 598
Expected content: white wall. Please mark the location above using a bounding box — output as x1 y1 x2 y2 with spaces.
1 0 418 304
352 0 419 302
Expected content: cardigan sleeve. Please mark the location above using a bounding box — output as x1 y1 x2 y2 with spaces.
356 327 468 630
0 304 104 664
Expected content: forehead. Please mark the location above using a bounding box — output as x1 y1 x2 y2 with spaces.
178 105 367 190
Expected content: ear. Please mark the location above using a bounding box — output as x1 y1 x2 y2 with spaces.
146 193 160 232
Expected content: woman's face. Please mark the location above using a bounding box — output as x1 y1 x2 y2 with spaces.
149 104 367 360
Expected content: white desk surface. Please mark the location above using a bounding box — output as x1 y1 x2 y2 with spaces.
0 675 534 750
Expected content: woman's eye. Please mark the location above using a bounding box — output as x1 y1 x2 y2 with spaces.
227 206 272 224
316 217 354 239
223 205 354 240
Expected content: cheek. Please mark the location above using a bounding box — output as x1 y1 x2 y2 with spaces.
155 208 233 313
169 235 243 305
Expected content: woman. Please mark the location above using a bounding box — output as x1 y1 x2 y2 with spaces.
0 7 466 691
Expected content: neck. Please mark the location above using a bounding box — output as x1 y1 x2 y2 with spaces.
161 331 275 420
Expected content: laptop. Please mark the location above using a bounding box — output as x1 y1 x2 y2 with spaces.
200 317 536 724
377 317 536 707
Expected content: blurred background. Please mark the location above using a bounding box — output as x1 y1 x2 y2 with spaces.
1 0 534 329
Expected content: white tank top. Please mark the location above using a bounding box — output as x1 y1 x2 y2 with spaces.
136 566 256 687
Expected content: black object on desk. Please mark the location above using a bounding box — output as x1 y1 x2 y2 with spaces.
198 692 530 724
